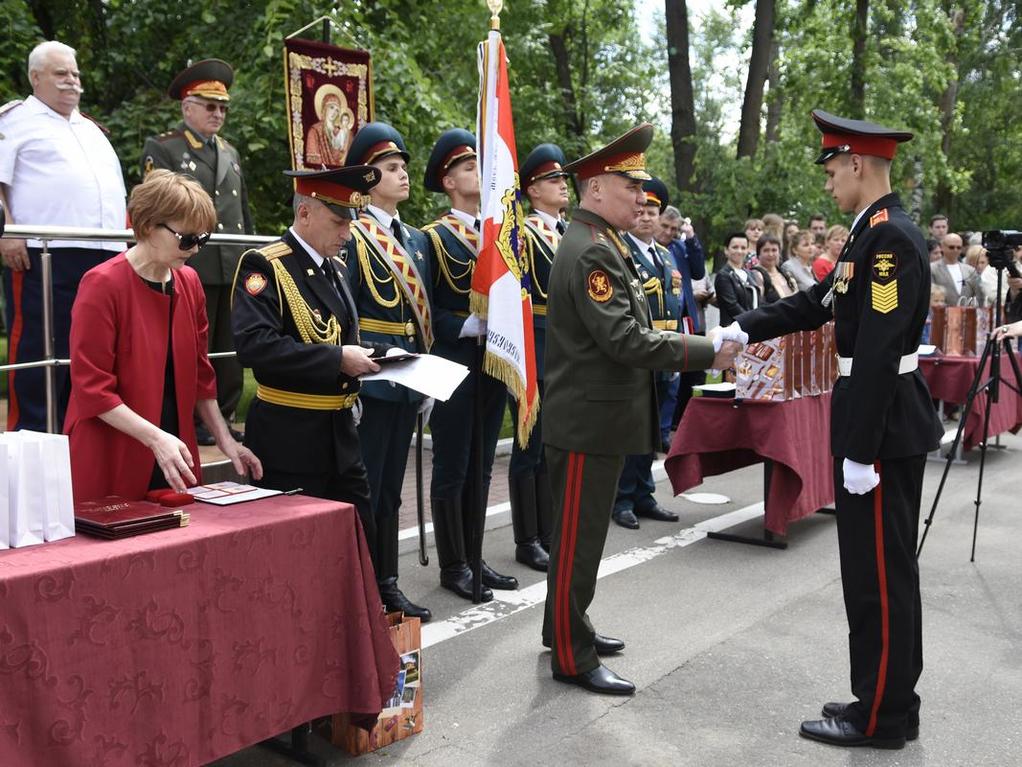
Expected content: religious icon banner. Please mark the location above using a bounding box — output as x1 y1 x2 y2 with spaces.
283 36 374 170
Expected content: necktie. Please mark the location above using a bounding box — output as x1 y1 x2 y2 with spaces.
390 219 405 247
556 220 566 235
322 258 343 299
473 218 481 232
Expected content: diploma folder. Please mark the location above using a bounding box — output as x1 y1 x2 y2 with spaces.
74 497 189 539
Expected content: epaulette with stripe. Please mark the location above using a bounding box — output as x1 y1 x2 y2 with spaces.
254 242 292 261
869 209 889 227
0 99 23 119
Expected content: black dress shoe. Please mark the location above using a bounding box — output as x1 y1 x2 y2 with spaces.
440 566 493 602
799 716 906 750
553 664 635 695
541 633 624 656
612 509 639 529
821 702 918 740
379 582 432 623
195 423 216 447
481 561 518 590
635 503 679 522
515 540 549 572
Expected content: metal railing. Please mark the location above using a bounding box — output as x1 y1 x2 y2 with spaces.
1 224 277 433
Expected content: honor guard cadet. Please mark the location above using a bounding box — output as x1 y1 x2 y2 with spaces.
612 176 682 531
343 122 433 621
508 143 570 572
541 125 739 695
719 110 943 748
142 58 253 445
231 166 391 561
421 129 517 602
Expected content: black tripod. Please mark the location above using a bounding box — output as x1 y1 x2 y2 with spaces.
917 265 1022 561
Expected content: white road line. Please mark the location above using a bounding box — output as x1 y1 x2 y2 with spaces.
420 501 765 649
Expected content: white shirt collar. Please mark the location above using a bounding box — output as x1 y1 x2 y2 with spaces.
289 226 324 267
532 209 561 231
850 206 869 233
368 204 400 230
627 232 655 252
450 208 478 229
24 94 80 123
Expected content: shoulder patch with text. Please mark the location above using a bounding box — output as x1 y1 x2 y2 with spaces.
587 270 613 302
872 251 897 281
245 273 268 296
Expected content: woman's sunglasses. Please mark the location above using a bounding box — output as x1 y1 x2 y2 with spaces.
159 223 211 251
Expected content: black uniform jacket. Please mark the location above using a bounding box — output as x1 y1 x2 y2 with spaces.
231 229 387 474
542 208 715 456
738 193 942 463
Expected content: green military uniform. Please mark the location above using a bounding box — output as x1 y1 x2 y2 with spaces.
541 126 717 690
142 58 252 425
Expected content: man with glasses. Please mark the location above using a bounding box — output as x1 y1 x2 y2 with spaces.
0 40 126 432
141 58 252 445
930 232 985 306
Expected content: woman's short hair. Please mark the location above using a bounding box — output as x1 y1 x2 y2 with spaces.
825 224 849 242
788 229 813 258
129 170 216 240
756 234 783 256
964 244 986 268
744 217 764 232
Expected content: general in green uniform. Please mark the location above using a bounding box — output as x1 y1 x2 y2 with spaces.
141 59 253 440
541 125 739 695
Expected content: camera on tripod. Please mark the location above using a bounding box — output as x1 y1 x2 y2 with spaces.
982 230 1022 277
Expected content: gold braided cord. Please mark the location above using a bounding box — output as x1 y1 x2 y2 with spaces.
354 232 401 308
526 230 552 301
425 226 472 295
270 259 341 345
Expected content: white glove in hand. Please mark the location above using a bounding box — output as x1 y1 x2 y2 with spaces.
459 314 487 339
717 321 749 349
418 396 434 422
385 346 406 357
842 458 880 495
352 397 363 427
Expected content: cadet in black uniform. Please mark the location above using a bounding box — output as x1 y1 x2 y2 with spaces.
508 143 570 572
721 110 943 749
344 122 433 621
421 129 517 601
231 167 389 558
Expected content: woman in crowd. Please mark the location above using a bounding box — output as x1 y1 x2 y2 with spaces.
783 219 800 254
65 170 261 502
812 224 848 281
751 235 797 303
926 238 942 262
781 229 816 291
743 217 764 266
715 231 759 327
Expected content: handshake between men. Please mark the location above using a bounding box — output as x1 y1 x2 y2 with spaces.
706 324 746 370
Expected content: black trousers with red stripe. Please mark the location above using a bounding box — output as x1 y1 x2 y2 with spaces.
834 455 925 739
542 446 625 676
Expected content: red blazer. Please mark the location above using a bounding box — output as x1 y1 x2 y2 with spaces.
64 254 217 502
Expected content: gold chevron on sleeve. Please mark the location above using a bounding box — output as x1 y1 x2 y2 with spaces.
871 279 898 313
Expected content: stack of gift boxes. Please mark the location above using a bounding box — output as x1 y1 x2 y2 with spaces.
928 306 993 356
735 322 839 401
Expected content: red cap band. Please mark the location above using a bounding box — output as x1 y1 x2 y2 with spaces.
821 132 898 160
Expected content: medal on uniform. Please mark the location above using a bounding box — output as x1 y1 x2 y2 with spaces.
834 261 854 294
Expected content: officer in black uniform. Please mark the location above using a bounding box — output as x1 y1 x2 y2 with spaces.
508 143 569 572
143 59 253 444
344 122 433 621
421 129 517 601
612 176 682 530
231 166 390 559
720 110 943 749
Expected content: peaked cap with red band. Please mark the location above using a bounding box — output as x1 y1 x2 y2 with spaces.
520 143 568 186
424 128 477 193
812 109 913 165
642 176 669 214
285 166 381 220
168 58 234 102
563 123 653 181
347 121 410 167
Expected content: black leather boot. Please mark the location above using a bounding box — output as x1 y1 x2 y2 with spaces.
535 468 554 553
378 577 432 622
432 497 492 602
376 514 431 622
510 471 549 571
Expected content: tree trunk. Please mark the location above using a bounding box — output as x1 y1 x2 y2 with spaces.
765 37 782 144
849 0 869 118
665 0 697 193
548 31 585 141
934 8 965 216
736 0 775 159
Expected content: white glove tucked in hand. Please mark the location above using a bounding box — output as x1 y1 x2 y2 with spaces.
459 314 487 339
417 396 435 423
842 458 880 495
715 321 749 350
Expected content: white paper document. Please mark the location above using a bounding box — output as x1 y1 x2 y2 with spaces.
361 354 470 401
187 481 282 505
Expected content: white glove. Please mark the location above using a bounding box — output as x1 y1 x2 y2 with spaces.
385 346 406 357
352 397 363 427
842 458 880 495
418 396 434 422
459 314 487 339
715 321 749 351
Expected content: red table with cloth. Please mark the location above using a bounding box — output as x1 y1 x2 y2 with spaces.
665 393 835 537
920 352 1022 450
0 495 399 767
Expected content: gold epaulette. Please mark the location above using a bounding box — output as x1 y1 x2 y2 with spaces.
256 242 292 261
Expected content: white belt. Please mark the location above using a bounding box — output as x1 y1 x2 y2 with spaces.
838 352 918 377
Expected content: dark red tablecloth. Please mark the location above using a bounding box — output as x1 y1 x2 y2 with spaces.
0 495 398 767
665 394 834 535
920 353 1022 450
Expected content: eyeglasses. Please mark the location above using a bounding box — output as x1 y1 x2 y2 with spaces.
159 223 210 250
944 245 962 250
186 99 229 115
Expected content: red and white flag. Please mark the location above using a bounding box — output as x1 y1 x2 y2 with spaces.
471 20 538 446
